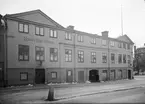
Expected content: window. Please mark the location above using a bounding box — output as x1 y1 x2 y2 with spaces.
102 40 107 46
77 35 83 42
78 50 84 63
111 53 115 64
110 41 115 47
20 72 28 81
102 53 107 63
35 26 44 36
18 45 29 61
65 32 72 40
91 38 96 44
127 44 130 50
123 54 126 63
91 52 96 63
50 29 57 38
51 72 57 79
118 54 122 64
35 46 45 61
118 42 122 48
128 55 131 65
50 48 58 62
19 23 29 33
65 49 72 62
123 43 126 49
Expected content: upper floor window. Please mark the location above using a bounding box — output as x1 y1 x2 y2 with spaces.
110 41 115 47
111 53 115 64
18 45 29 61
65 49 72 62
127 44 130 50
118 54 122 64
35 46 45 61
77 35 83 42
91 52 96 63
65 32 72 40
102 53 107 63
91 38 96 44
78 50 84 63
50 48 58 62
123 54 126 63
50 29 57 38
118 42 122 48
128 55 131 65
35 26 44 36
19 23 29 33
102 40 107 46
123 43 126 49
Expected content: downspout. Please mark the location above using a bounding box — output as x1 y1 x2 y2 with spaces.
108 39 110 81
73 32 76 82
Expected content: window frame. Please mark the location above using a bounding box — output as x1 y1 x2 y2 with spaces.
65 49 72 62
20 72 28 81
123 54 126 64
91 52 96 63
111 53 115 64
18 44 29 61
118 54 122 64
35 46 45 61
35 26 44 36
102 53 107 63
50 48 58 62
78 50 84 63
77 35 84 42
110 41 115 47
50 29 57 38
18 23 29 33
91 38 96 44
102 39 107 46
51 72 57 79
65 32 72 40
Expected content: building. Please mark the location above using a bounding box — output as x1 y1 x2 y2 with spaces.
0 10 134 87
134 44 145 75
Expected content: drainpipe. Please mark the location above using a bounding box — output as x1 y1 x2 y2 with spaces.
73 32 76 82
108 39 110 81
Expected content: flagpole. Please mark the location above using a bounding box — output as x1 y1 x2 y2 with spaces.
121 4 124 36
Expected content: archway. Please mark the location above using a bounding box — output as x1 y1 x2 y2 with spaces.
89 70 99 82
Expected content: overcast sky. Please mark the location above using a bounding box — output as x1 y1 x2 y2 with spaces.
1 0 145 47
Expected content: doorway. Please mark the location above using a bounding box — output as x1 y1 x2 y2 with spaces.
128 70 131 79
89 70 99 82
66 70 73 83
35 69 45 84
78 71 84 83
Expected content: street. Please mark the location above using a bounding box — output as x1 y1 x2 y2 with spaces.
57 86 145 103
0 75 145 104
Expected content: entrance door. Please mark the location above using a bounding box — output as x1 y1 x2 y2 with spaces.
102 70 107 81
78 71 84 83
110 70 115 80
118 70 122 80
35 69 45 84
89 70 99 82
128 70 131 79
66 70 73 83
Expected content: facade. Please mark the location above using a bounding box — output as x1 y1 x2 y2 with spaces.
0 10 134 86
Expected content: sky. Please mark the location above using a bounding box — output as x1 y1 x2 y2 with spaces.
0 0 145 47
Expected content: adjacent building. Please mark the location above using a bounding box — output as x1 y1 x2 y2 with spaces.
0 10 134 86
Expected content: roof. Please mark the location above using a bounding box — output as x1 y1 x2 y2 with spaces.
5 9 64 29
116 34 134 44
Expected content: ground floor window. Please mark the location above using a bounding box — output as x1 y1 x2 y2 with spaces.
51 72 57 79
20 72 28 81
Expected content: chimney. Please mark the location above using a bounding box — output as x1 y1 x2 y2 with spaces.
67 25 74 30
134 45 136 54
102 31 109 38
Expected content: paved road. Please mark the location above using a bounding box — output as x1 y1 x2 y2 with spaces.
57 87 145 103
0 75 145 104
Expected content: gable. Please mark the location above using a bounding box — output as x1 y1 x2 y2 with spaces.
117 35 134 44
7 10 64 28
